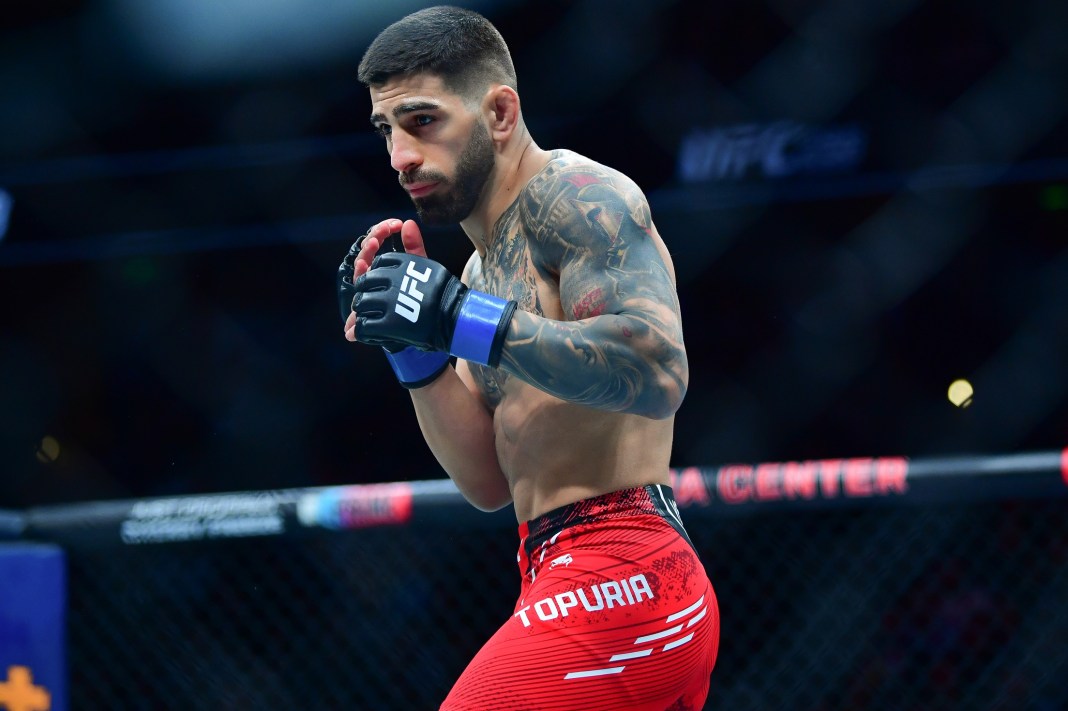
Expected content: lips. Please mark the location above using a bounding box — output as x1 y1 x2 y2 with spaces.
404 182 438 198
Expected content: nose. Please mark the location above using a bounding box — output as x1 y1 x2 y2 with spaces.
389 131 422 174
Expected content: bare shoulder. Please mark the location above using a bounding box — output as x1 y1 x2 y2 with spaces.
519 150 655 260
525 149 645 200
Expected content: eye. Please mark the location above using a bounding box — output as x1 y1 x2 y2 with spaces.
374 123 392 138
413 114 435 127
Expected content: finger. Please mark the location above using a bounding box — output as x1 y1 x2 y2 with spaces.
358 219 403 266
345 312 357 341
356 235 381 271
354 242 377 277
400 219 427 257
370 217 402 239
378 217 404 250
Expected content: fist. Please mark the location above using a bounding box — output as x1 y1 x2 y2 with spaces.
352 251 518 368
342 220 430 341
351 252 464 352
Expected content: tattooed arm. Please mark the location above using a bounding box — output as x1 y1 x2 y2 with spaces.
497 163 688 419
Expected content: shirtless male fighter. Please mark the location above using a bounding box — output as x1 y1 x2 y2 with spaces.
338 7 719 709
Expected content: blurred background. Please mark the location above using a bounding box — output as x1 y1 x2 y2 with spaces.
3 2 1068 710
1 0 1066 507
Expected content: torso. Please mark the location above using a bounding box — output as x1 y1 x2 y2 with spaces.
460 150 675 522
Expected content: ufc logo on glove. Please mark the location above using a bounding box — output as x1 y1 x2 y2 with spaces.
395 263 433 323
346 251 517 388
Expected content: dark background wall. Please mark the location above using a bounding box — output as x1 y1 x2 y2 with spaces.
2 0 1066 507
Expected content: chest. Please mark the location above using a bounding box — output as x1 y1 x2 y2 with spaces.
471 215 563 322
465 218 563 407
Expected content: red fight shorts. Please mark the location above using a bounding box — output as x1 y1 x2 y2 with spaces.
441 484 719 711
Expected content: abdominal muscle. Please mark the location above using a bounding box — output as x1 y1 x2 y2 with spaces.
493 380 674 522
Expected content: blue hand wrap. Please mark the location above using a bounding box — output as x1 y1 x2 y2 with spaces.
383 347 450 389
449 291 514 367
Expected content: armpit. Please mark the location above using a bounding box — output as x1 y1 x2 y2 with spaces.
461 250 483 288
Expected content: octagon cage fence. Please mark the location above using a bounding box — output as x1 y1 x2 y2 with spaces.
2 447 1067 710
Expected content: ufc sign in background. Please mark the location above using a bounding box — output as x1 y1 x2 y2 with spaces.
0 544 66 711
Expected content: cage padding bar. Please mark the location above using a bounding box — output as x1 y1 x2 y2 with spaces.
0 509 26 539
17 447 1068 546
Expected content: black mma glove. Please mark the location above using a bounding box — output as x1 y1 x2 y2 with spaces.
337 234 450 388
337 233 369 324
353 252 517 368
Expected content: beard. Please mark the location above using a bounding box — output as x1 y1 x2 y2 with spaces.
404 120 495 225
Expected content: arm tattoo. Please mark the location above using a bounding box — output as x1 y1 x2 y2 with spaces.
488 156 688 418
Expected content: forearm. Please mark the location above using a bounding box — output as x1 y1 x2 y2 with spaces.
409 370 512 512
498 309 688 420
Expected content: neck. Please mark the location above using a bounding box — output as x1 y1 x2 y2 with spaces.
460 127 550 256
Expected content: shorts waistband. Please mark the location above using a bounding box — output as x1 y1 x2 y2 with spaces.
518 484 682 553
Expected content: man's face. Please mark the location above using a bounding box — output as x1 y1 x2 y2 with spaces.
369 74 495 224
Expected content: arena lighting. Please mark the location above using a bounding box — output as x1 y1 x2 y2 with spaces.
34 436 61 464
103 0 519 81
948 379 975 408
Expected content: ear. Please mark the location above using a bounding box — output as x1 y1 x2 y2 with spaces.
483 85 520 142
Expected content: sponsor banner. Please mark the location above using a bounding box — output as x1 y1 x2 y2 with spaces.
715 457 909 505
297 483 414 531
119 492 288 544
671 457 910 509
678 121 867 183
672 450 1068 512
0 543 67 711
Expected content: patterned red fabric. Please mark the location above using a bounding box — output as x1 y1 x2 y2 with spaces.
441 486 719 711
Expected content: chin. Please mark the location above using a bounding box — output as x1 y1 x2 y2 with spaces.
414 199 472 225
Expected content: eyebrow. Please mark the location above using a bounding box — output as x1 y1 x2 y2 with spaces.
369 100 443 126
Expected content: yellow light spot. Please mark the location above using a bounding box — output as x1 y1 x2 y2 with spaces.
947 379 974 408
35 436 60 464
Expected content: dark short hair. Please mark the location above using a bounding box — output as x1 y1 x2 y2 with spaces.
358 6 517 100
